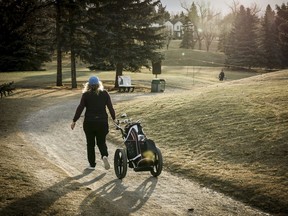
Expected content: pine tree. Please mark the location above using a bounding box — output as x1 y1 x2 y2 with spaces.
218 13 234 52
157 3 170 23
275 3 288 67
85 0 165 88
260 5 282 69
225 6 259 69
180 19 195 49
189 2 199 25
180 2 198 49
0 0 53 71
188 2 200 49
55 0 63 86
55 0 91 88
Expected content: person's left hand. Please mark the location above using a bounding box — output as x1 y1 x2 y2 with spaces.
71 122 76 130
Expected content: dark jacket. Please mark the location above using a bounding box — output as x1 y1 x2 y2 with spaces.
73 90 115 123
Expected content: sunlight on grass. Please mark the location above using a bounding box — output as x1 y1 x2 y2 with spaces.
1 43 287 214
109 70 288 213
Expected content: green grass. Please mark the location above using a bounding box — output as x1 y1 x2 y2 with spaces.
161 40 225 67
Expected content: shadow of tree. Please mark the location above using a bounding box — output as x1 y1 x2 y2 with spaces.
0 169 106 216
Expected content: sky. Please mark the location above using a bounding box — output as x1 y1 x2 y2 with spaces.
160 0 286 15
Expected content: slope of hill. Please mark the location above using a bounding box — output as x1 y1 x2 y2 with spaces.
110 70 288 214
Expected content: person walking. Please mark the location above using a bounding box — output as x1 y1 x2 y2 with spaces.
71 76 116 170
219 69 225 81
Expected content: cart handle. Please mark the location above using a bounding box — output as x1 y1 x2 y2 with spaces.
114 120 126 138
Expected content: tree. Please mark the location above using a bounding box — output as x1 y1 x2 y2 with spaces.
183 1 219 51
86 0 165 88
179 2 198 49
157 3 171 49
225 5 260 69
67 0 77 88
195 1 220 51
57 0 91 88
0 0 53 72
188 2 199 24
55 0 63 86
260 5 282 69
180 20 195 49
218 13 234 52
157 2 170 23
275 3 288 67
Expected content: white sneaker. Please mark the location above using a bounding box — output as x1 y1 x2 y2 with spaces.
102 156 110 170
87 165 95 170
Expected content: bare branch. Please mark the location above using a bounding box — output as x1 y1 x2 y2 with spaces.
250 3 261 15
180 0 190 12
227 0 240 14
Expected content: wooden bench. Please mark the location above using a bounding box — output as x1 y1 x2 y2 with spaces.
0 81 15 98
118 76 135 92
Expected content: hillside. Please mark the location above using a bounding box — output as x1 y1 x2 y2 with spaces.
109 70 288 214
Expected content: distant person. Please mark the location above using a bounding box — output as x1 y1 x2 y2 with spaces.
219 69 225 81
71 76 116 170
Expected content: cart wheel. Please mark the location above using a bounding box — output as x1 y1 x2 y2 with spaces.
114 148 128 179
150 147 163 177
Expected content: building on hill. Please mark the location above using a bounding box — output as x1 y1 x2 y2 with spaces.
163 20 183 39
173 21 183 38
164 21 174 36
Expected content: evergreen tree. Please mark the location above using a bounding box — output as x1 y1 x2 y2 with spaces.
187 2 200 49
275 3 288 67
157 3 170 23
260 5 282 69
52 0 92 88
59 0 90 88
180 19 195 49
225 6 259 69
55 0 63 86
218 13 234 52
189 2 199 25
0 0 53 71
180 2 198 49
86 0 165 88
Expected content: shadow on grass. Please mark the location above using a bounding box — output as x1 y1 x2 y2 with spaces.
79 177 158 215
0 170 106 216
167 165 288 215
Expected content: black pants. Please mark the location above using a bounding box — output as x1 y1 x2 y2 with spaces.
83 121 109 167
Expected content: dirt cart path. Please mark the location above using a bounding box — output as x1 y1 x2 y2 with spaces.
19 94 269 216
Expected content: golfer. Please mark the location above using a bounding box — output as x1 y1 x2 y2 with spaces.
71 76 116 170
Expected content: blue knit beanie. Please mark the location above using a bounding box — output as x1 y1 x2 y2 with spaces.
88 76 99 85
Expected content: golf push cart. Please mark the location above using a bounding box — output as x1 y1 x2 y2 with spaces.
114 114 163 179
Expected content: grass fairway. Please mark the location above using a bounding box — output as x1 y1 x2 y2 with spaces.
161 39 225 67
109 70 288 214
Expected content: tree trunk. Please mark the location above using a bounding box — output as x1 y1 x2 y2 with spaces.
69 0 77 89
71 48 77 88
114 62 123 88
56 0 62 86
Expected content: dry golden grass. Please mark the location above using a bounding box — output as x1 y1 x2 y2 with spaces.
109 70 288 214
1 55 287 214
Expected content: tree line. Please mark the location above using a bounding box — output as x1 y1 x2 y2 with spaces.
1 1 288 88
221 3 288 69
161 1 288 70
0 0 165 88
